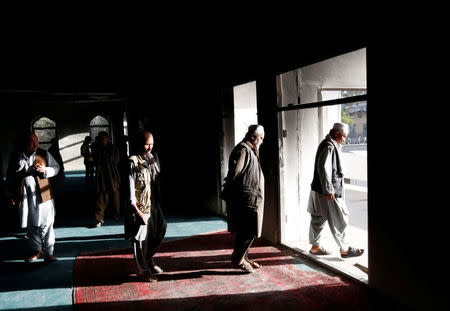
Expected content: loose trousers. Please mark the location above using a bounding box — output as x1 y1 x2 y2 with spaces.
231 231 256 265
309 197 349 251
132 204 167 274
95 189 120 222
27 222 55 256
133 240 150 275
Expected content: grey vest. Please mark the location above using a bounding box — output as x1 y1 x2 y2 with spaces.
311 137 343 198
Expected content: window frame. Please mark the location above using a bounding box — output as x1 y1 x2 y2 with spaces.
32 116 58 149
89 115 112 142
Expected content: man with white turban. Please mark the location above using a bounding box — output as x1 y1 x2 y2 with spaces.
221 125 265 273
308 122 364 258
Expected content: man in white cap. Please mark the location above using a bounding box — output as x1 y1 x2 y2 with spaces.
7 131 60 263
307 122 364 258
221 125 265 273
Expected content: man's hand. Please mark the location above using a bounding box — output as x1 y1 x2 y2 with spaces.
35 163 46 174
222 178 229 188
138 210 148 225
325 193 335 201
132 204 148 225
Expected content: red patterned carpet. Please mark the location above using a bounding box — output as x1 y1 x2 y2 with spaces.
73 231 372 311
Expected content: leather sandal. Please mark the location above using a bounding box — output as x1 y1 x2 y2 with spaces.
234 261 254 273
309 247 331 256
25 250 43 262
138 272 158 283
149 265 163 274
146 274 158 283
148 258 163 274
341 246 364 258
245 259 261 269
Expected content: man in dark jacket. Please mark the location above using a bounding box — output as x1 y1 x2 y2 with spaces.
80 136 95 183
92 131 121 227
308 122 363 258
221 125 265 273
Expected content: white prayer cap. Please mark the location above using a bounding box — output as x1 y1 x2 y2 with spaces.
332 122 349 134
245 124 265 140
248 124 264 135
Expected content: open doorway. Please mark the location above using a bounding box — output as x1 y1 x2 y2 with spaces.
233 81 258 144
277 48 368 283
219 81 258 216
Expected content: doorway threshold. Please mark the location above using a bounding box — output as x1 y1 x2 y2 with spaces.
282 240 368 286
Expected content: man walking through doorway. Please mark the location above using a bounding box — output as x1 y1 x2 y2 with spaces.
308 122 363 258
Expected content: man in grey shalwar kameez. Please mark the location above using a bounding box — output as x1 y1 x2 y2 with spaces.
126 131 166 282
221 125 265 273
308 122 363 258
7 132 60 262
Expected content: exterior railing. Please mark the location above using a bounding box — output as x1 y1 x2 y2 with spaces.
344 137 367 144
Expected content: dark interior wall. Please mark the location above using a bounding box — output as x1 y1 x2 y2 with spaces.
368 42 448 310
126 85 223 216
256 76 280 243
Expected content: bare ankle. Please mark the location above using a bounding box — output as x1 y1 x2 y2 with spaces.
311 245 320 251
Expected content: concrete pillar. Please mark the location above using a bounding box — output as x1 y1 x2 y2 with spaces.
256 75 280 243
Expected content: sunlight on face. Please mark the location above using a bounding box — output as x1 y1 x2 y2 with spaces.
336 132 347 145
25 133 39 155
253 134 264 150
143 134 154 156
